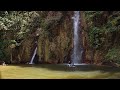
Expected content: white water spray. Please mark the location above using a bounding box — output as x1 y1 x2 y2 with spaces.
29 47 37 64
71 11 83 65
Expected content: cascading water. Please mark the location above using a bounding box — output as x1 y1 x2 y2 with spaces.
29 47 37 64
71 11 83 65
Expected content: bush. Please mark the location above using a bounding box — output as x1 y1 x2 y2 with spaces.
0 40 10 61
105 47 120 64
88 27 102 49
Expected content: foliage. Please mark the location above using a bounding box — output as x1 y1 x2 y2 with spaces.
84 11 120 64
0 11 41 61
0 11 65 61
0 11 41 40
89 27 102 49
0 40 10 61
85 11 120 49
105 47 120 64
41 12 63 38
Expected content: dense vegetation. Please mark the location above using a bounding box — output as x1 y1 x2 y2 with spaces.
84 11 120 64
0 11 41 62
0 11 67 63
0 11 120 66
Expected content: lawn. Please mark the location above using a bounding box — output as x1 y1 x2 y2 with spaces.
1 64 120 79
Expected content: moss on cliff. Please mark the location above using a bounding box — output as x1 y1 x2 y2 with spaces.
37 11 73 63
83 11 120 64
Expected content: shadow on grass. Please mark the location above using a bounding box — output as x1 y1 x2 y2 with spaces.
11 64 120 73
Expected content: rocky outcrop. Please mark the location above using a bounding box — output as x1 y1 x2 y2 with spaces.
9 11 108 64
80 11 105 64
37 11 73 63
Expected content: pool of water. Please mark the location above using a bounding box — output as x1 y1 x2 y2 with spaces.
1 64 120 79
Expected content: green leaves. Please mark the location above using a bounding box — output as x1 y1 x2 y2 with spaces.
84 11 120 64
0 40 10 60
0 11 65 61
85 11 103 21
89 27 102 49
85 11 120 49
105 47 120 63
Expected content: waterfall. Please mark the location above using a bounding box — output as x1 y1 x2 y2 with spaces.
29 47 37 64
71 11 83 65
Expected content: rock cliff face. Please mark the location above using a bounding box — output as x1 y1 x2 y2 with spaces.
2 11 120 65
11 11 105 64
11 11 73 64
80 11 104 64
36 11 99 64
37 11 73 64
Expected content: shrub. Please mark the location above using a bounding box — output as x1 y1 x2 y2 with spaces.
105 47 120 64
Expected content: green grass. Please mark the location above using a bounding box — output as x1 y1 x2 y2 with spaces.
1 64 120 79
